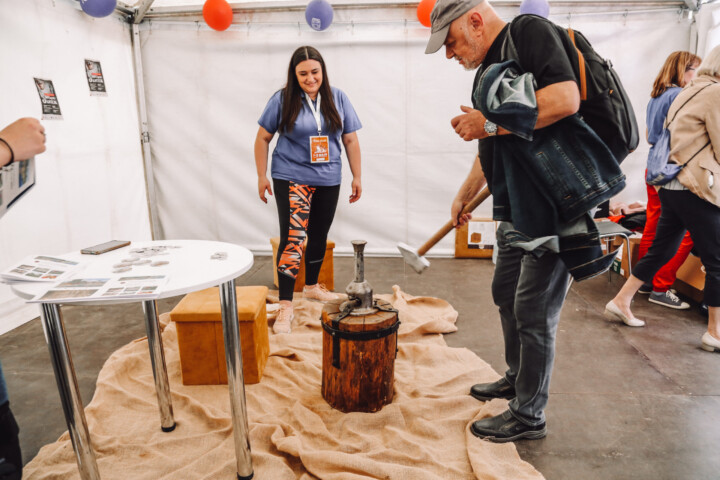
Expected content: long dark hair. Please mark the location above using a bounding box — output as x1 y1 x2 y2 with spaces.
278 46 343 134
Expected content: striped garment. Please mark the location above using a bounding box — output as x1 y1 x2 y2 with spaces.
278 182 316 279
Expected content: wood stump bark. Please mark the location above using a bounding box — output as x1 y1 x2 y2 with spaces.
321 299 399 413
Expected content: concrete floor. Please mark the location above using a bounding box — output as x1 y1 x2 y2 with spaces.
1 255 718 479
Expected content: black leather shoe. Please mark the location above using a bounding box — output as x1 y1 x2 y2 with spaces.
470 377 516 402
470 409 547 443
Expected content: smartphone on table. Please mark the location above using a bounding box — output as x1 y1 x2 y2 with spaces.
80 240 131 255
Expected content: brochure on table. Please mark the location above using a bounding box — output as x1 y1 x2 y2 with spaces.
2 244 184 303
1 255 81 283
29 275 169 303
0 158 36 219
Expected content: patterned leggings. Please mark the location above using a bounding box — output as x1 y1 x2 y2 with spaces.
273 179 340 301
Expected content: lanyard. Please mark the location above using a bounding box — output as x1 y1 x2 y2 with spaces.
305 93 322 135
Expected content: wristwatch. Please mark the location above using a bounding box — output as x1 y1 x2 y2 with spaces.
484 120 498 137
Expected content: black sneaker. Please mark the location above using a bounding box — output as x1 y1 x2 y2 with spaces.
648 290 690 310
470 409 547 443
638 283 653 295
470 377 516 402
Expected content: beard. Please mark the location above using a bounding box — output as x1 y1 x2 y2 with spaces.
459 56 482 71
459 25 484 70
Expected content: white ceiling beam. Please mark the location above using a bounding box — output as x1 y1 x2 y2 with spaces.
134 0 157 23
141 0 686 17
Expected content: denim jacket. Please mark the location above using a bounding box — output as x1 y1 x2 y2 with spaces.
474 61 625 280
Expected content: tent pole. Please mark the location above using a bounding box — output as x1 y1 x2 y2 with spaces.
131 23 162 240
133 0 157 23
689 12 699 53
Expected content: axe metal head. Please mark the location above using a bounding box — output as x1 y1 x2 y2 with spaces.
397 242 430 274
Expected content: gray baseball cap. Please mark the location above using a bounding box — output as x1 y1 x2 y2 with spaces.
425 0 483 54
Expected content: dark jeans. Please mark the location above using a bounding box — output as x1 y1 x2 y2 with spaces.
633 189 720 306
0 362 6 407
0 361 21 478
492 234 571 426
274 179 340 301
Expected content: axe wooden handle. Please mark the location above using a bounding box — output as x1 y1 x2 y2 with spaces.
417 187 491 257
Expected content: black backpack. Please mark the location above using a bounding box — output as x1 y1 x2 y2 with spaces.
502 15 639 163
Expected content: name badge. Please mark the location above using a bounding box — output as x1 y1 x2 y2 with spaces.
310 136 330 163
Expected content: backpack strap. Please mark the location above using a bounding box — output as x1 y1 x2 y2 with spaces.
567 28 587 101
681 140 711 170
666 83 715 173
667 83 714 127
503 19 588 102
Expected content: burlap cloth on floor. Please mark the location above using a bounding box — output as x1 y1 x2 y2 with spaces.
24 286 544 480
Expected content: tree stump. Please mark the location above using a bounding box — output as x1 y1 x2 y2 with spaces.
321 299 400 413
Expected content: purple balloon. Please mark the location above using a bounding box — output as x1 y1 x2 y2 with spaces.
519 0 550 18
80 0 117 18
305 0 334 31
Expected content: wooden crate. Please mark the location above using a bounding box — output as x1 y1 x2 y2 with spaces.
673 255 705 303
609 236 641 279
455 217 497 259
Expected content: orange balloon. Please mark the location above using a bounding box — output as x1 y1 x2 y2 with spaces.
417 0 436 28
203 0 233 31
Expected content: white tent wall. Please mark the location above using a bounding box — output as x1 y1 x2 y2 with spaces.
697 1 720 55
139 5 693 257
0 0 152 334
0 0 708 331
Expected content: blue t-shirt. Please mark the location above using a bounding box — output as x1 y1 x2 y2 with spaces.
646 87 681 147
258 87 362 186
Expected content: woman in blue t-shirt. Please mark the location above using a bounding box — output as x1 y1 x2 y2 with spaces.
633 51 700 313
254 46 363 334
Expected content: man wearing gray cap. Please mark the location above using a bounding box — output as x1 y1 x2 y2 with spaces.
426 0 584 442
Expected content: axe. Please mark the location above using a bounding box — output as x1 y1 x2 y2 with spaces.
397 187 491 274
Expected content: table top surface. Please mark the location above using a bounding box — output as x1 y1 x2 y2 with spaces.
11 240 254 305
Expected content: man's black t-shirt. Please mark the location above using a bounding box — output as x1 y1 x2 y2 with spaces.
474 15 578 183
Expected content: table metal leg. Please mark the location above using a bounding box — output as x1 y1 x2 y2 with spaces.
40 303 101 480
142 300 175 432
219 280 254 480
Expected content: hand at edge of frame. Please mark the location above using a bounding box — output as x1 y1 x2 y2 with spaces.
0 117 46 163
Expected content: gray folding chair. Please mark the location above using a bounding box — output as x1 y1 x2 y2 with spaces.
595 220 634 279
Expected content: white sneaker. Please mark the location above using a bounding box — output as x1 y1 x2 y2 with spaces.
604 300 645 327
303 284 339 302
273 305 293 334
648 290 690 310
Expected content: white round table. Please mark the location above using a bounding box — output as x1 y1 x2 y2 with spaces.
12 240 255 480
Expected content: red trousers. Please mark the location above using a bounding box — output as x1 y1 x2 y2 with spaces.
637 182 694 292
